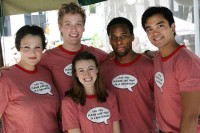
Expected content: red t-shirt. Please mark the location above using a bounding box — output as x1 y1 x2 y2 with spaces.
39 44 108 100
0 65 59 133
61 91 120 133
101 54 158 133
154 45 200 132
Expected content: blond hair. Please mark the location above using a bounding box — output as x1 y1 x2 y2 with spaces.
58 2 86 27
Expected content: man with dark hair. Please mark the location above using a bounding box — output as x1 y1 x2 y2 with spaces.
101 17 158 133
142 6 200 133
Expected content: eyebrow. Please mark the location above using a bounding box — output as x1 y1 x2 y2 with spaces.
156 21 165 25
110 32 129 36
145 20 165 29
77 65 95 70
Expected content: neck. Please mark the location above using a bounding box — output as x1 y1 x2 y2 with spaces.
85 86 95 95
116 51 138 64
159 41 179 57
17 61 35 71
62 42 82 52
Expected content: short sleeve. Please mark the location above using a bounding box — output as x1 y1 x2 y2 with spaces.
61 97 80 132
108 91 120 122
0 78 9 114
175 51 200 92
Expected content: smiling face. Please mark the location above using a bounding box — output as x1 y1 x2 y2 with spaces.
109 24 134 57
75 59 98 93
59 13 85 46
18 34 43 70
144 14 175 50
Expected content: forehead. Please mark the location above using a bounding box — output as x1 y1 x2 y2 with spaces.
145 14 168 25
75 59 96 68
20 34 42 45
63 13 83 22
110 24 130 34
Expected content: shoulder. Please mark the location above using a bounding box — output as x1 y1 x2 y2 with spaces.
37 65 52 75
43 46 60 55
106 90 116 100
84 45 108 55
172 47 200 68
178 47 199 61
62 96 77 105
100 58 113 67
0 65 15 77
137 54 154 69
140 54 153 63
62 96 77 106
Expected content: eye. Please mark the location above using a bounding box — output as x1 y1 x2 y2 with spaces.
121 35 128 40
110 36 117 40
22 46 31 51
89 67 94 71
78 69 84 73
64 23 71 27
145 27 152 33
77 23 83 26
157 24 163 29
35 46 43 51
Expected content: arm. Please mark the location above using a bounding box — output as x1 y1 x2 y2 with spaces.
180 91 200 133
113 121 120 133
143 50 157 58
0 66 9 76
0 114 2 133
67 128 81 133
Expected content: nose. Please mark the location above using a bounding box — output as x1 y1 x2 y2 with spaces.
70 25 78 31
116 38 123 45
151 27 161 36
83 70 90 76
29 48 37 54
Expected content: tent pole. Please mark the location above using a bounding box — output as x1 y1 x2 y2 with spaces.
0 0 4 67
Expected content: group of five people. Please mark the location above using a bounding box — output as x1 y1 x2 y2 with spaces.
0 2 199 133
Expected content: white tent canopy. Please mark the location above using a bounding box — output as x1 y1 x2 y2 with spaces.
1 0 77 16
175 17 194 36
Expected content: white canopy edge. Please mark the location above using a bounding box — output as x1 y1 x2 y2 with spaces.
2 0 77 16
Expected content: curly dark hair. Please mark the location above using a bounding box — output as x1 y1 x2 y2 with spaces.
15 25 47 51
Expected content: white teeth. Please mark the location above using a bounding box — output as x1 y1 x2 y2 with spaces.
71 35 77 37
84 78 92 82
70 34 78 37
153 35 162 41
154 37 161 41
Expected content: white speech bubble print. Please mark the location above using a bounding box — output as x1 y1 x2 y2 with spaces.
30 81 53 95
112 74 137 92
87 107 110 124
64 64 72 76
155 72 164 91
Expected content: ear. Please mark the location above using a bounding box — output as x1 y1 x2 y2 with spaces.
96 67 99 73
171 23 176 33
58 24 61 31
132 34 135 41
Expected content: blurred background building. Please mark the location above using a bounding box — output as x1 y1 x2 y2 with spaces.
0 0 199 65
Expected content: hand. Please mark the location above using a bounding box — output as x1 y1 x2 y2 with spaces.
144 50 157 58
0 66 9 76
107 51 115 60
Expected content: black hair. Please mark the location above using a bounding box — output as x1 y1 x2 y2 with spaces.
141 6 175 30
107 17 134 36
15 25 47 51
